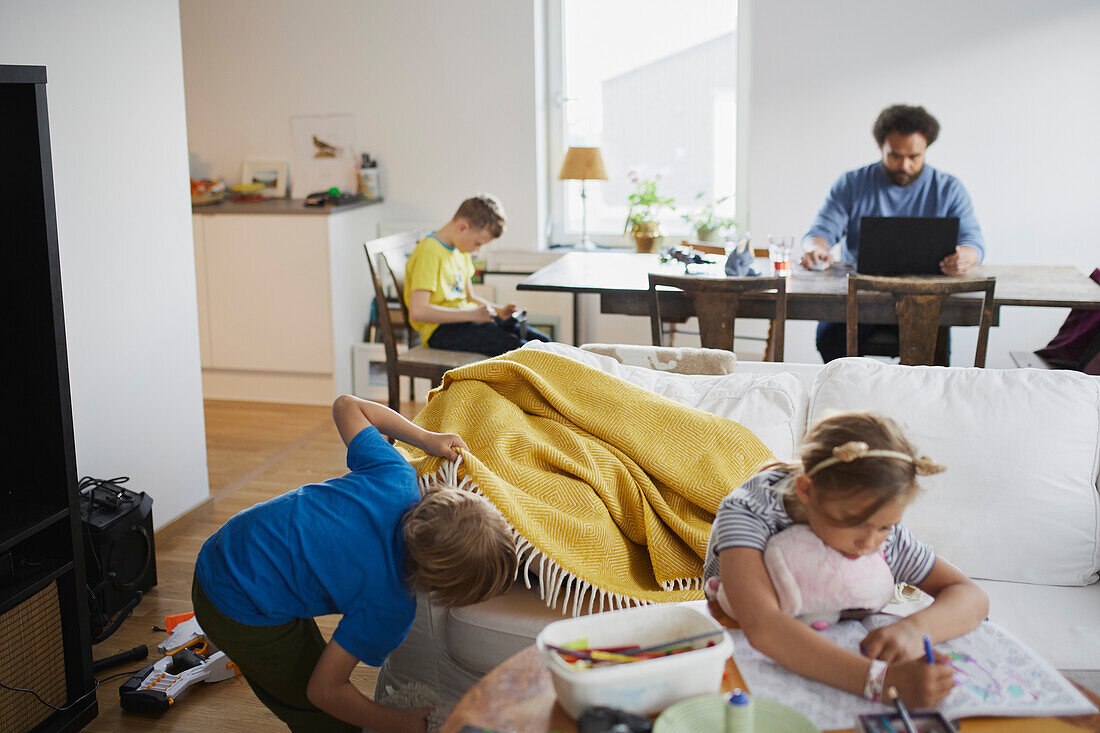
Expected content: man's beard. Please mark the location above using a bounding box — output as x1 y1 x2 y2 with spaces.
883 163 921 186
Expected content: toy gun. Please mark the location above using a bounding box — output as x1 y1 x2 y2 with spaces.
659 244 717 266
119 615 239 714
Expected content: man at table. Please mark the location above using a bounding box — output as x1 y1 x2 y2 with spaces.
801 104 986 362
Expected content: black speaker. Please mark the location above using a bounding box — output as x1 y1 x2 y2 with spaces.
79 477 157 626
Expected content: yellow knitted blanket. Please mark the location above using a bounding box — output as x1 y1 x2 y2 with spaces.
400 349 772 614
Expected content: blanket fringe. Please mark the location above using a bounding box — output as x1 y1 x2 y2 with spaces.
417 458 477 496
659 577 703 592
418 460 690 616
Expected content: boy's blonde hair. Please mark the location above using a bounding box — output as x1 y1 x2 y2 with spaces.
770 412 933 525
453 194 506 239
402 484 516 607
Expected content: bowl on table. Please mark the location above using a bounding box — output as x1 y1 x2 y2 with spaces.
535 604 733 719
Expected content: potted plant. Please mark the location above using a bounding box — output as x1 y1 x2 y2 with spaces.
681 193 737 243
624 174 675 253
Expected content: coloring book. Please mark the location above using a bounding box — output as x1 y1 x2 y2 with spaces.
729 616 1097 730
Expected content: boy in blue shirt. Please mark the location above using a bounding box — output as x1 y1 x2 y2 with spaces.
405 194 550 356
193 395 517 733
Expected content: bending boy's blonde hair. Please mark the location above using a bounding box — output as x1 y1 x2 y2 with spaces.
402 484 516 607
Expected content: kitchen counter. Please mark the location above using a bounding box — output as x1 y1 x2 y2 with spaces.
191 196 383 216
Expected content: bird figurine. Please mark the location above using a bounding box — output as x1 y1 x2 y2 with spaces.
311 135 338 158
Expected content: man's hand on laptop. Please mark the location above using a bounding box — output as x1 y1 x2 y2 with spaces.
801 237 834 270
939 245 979 276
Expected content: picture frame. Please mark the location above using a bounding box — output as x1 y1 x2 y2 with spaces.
241 160 289 199
289 113 357 197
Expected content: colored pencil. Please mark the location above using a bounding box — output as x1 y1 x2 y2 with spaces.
629 629 726 654
548 629 726 667
886 686 918 733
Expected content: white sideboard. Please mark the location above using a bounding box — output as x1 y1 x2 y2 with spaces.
192 198 384 404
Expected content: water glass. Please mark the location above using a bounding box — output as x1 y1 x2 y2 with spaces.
769 234 794 277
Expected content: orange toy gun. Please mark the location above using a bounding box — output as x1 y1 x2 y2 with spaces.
119 616 238 714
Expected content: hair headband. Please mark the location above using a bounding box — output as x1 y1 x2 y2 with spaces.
805 441 945 478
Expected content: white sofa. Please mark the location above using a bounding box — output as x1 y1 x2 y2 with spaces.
376 342 1100 702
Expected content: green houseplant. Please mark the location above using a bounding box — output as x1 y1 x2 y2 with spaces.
624 174 675 253
682 193 737 243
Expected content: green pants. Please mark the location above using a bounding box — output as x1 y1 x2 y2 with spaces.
191 575 359 733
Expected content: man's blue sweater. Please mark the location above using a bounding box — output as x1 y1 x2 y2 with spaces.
805 162 985 263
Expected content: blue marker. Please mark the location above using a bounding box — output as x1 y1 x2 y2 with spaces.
924 634 935 664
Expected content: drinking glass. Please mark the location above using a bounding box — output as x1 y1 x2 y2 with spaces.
769 234 794 277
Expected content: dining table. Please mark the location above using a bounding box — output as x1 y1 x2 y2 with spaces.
516 251 1100 346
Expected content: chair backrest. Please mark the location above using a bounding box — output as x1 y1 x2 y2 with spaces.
689 242 726 256
647 273 787 360
378 247 420 347
845 274 996 367
676 242 770 258
364 232 420 367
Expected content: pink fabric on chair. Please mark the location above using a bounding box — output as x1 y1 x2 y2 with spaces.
1035 267 1100 375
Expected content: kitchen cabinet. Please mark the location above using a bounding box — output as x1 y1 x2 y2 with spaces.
192 198 383 403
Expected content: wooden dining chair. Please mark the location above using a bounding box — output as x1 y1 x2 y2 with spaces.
666 243 780 358
846 274 996 367
648 273 787 361
364 233 484 411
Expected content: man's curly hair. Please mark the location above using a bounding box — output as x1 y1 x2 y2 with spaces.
873 105 940 147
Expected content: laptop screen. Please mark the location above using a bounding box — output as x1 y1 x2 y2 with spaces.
857 217 959 276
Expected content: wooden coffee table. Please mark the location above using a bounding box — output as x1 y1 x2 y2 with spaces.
442 633 1100 733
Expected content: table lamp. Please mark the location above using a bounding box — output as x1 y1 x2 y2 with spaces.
558 146 608 250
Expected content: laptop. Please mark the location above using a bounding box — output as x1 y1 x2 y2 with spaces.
857 216 959 275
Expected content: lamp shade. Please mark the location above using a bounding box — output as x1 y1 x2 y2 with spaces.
558 146 609 181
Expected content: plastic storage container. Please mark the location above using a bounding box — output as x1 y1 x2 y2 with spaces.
535 604 733 718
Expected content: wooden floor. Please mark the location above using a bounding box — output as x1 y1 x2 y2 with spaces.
85 398 422 732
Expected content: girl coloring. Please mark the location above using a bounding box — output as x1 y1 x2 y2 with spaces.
704 412 989 707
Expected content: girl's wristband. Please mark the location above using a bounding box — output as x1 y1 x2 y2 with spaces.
864 658 888 702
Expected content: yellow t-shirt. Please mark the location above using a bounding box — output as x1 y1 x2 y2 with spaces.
404 234 476 343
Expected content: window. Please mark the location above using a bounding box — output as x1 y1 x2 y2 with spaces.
548 0 739 247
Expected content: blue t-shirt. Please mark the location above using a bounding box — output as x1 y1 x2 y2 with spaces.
805 162 985 263
195 426 419 666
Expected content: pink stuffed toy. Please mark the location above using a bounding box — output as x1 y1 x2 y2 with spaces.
706 524 896 629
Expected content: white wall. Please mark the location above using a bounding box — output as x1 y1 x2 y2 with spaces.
1 1 210 529
181 1 1099 366
748 0 1100 366
180 0 544 250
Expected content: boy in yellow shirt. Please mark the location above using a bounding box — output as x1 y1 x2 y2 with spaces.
405 194 550 356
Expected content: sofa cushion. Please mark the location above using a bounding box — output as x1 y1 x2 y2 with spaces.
524 342 808 459
975 579 1100 671
807 358 1100 587
374 593 482 707
446 584 570 675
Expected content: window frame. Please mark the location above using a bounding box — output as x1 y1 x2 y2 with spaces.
544 0 751 250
